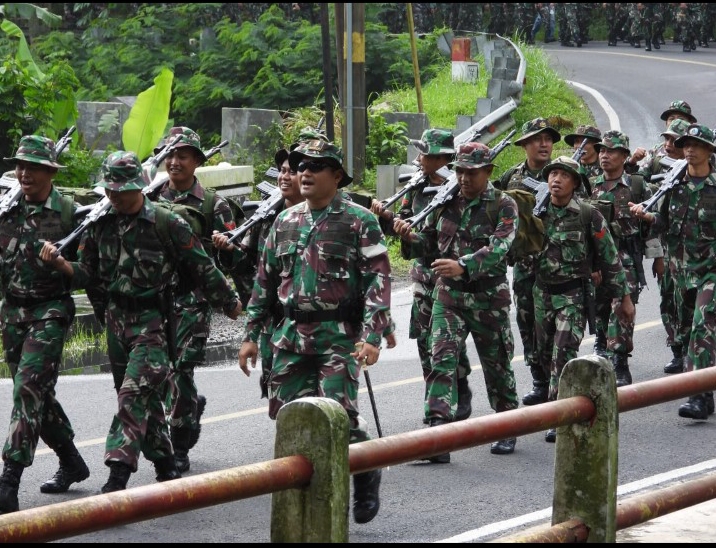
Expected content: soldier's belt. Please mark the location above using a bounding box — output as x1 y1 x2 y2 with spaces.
2 293 70 307
283 306 355 323
442 275 507 293
536 278 583 294
109 292 162 312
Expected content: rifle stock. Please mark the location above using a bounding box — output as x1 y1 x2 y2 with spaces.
638 158 688 212
225 187 284 244
571 137 588 163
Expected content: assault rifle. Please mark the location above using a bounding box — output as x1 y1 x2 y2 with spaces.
636 157 688 213
52 135 232 258
404 128 517 228
0 126 76 221
571 136 588 164
224 184 283 245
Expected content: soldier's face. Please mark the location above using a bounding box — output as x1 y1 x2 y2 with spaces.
662 135 684 159
522 132 554 164
164 147 201 188
297 157 342 207
106 188 145 215
15 161 55 203
455 165 492 200
548 168 577 206
418 153 450 177
681 139 714 168
598 147 628 175
278 160 302 206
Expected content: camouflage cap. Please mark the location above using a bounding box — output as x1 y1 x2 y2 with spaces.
542 155 589 188
513 117 561 146
297 128 329 143
563 125 602 147
4 135 65 169
153 126 207 162
593 130 631 154
97 151 148 192
448 142 495 170
661 118 691 139
660 100 697 124
409 129 455 155
288 139 353 188
674 124 715 149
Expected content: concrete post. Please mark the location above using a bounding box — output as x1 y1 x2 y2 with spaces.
552 355 618 542
271 397 350 543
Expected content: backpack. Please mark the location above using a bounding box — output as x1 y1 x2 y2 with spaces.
154 201 209 254
583 174 645 244
486 189 546 264
201 188 247 234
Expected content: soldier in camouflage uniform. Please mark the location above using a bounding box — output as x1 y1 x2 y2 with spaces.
146 127 239 473
590 131 658 387
631 124 716 420
563 125 603 183
496 118 561 407
238 139 394 524
530 3 556 44
534 156 634 443
513 3 536 41
41 151 242 493
395 142 520 458
626 3 646 48
676 2 698 52
371 129 474 423
605 3 630 46
0 136 90 514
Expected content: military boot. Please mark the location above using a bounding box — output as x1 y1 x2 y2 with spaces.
678 394 708 420
40 442 90 494
593 329 609 358
353 469 381 524
455 377 473 421
154 456 182 482
522 365 549 406
612 353 632 387
0 460 24 514
645 39 652 51
171 427 193 473
706 392 715 415
664 345 684 374
188 395 207 449
423 418 450 464
101 462 132 494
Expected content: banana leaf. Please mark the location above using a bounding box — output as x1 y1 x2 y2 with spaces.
122 68 174 161
0 19 44 79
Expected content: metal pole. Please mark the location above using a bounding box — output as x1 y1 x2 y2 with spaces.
345 3 353 176
363 368 383 438
320 3 335 141
406 3 424 113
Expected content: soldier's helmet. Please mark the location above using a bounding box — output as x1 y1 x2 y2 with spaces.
4 135 65 169
564 125 602 147
98 151 149 192
410 129 456 155
660 100 697 124
661 118 691 139
543 155 589 189
288 139 353 188
449 142 495 170
594 130 631 155
153 126 206 163
514 117 561 146
674 124 715 150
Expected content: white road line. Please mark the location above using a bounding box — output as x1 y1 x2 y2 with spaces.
567 80 621 131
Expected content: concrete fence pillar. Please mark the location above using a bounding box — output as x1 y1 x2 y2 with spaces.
271 397 350 543
552 355 619 542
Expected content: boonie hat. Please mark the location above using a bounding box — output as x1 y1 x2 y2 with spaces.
153 126 207 163
660 100 697 124
542 155 589 188
514 118 561 146
4 135 65 169
661 118 691 139
563 125 602 147
288 139 353 188
449 142 495 170
594 130 631 155
97 151 149 192
409 129 455 155
674 124 715 149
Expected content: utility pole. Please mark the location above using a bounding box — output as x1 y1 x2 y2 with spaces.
320 3 335 141
406 3 424 113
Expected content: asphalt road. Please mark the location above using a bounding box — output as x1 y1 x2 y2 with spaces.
2 39 716 543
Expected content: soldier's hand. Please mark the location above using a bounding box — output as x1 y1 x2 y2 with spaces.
652 257 665 281
384 332 397 349
212 231 235 251
39 241 70 273
225 299 242 320
352 341 380 367
393 219 416 240
615 294 636 325
238 341 258 376
591 270 602 287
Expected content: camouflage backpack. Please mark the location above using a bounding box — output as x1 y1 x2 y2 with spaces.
486 188 546 264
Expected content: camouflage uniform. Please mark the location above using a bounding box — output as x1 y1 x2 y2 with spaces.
0 136 89 513
66 151 240 491
558 3 581 46
605 3 630 45
381 130 473 421
627 3 647 48
590 131 656 386
676 3 698 51
534 157 629 442
513 3 536 41
496 118 561 405
148 127 238 472
649 125 716 419
402 142 519 456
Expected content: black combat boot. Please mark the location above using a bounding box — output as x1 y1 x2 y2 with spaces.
612 353 632 387
188 395 207 449
593 330 609 358
664 345 684 374
645 39 652 51
422 418 450 463
683 43 692 52
171 427 193 473
101 462 132 494
706 392 715 415
40 442 90 494
0 460 24 514
678 394 708 420
490 437 517 455
522 365 549 406
545 428 557 443
353 469 381 524
455 377 473 421
154 456 182 482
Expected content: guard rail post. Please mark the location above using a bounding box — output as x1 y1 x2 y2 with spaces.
552 355 619 542
271 397 350 542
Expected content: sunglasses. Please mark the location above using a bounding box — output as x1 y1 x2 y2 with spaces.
297 160 335 173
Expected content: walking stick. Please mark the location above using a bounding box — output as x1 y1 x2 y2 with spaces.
355 342 383 438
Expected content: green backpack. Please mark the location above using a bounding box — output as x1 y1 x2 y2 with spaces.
154 201 209 254
487 188 546 264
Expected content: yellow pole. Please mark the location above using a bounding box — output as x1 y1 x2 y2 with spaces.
406 4 423 114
